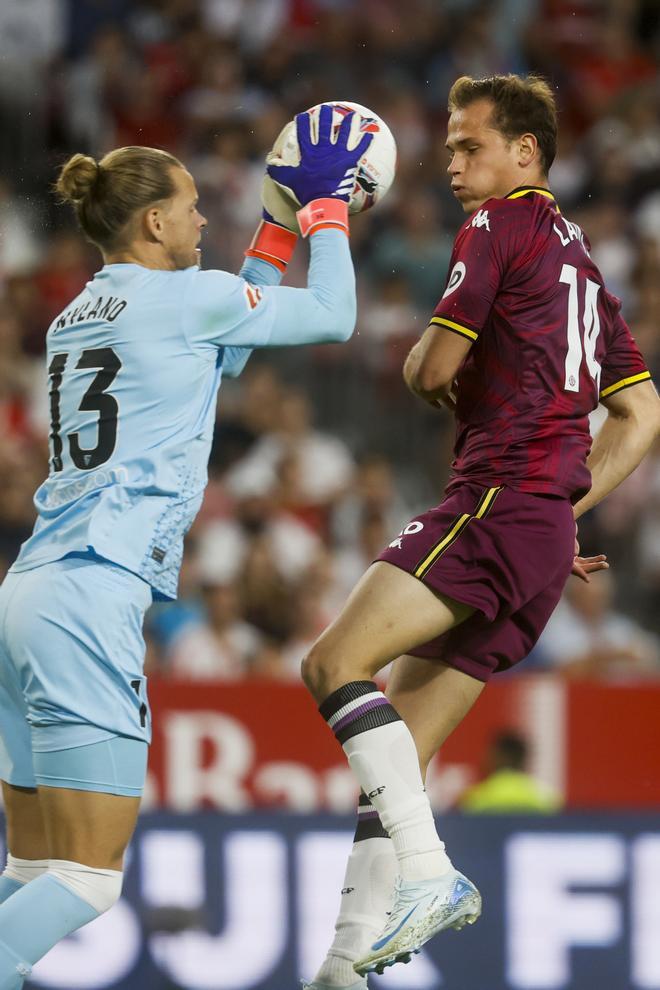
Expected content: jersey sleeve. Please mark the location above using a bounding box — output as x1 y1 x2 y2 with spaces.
183 228 356 353
220 253 288 378
429 201 520 343
599 303 652 402
183 268 279 352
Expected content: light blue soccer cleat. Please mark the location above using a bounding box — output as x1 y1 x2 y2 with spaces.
353 869 482 976
301 981 367 990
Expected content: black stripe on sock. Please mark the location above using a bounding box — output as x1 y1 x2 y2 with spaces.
354 815 389 842
335 703 401 746
319 680 378 722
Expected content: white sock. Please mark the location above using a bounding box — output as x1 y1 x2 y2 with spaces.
315 836 397 986
343 722 451 881
320 682 452 883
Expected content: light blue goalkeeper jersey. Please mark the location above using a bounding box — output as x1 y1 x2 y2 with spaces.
11 228 355 599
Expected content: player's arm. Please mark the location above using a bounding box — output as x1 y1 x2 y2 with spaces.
573 378 660 519
185 106 370 353
403 327 471 407
222 245 293 378
184 218 356 352
404 200 510 408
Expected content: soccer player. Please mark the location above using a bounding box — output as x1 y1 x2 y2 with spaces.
0 105 372 988
302 75 660 988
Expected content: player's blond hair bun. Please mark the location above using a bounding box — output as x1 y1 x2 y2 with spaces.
56 153 101 204
54 146 183 251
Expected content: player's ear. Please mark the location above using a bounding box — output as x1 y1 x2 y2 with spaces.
143 205 165 244
517 132 538 169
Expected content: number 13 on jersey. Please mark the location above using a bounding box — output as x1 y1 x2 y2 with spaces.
48 347 122 472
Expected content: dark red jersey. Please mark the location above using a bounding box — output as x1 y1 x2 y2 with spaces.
431 186 651 502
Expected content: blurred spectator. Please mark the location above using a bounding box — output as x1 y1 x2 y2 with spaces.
459 731 561 814
534 570 660 679
329 509 391 611
166 575 263 680
0 0 66 179
331 454 411 549
365 191 453 311
226 387 355 537
0 180 42 284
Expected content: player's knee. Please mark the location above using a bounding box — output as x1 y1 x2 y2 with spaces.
301 641 329 696
302 639 345 701
47 860 123 915
300 648 317 691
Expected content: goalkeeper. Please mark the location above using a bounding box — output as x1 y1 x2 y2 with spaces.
0 106 370 989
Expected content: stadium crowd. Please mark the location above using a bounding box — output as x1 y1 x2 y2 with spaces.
0 0 658 680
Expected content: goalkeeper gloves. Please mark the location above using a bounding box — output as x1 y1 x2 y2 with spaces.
266 104 373 206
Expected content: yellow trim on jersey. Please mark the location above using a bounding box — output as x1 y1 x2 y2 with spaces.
429 316 479 342
599 370 651 399
414 486 503 579
507 187 556 202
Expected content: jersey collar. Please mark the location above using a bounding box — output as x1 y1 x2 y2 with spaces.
506 185 557 205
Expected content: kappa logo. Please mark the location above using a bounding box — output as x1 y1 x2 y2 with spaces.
469 209 490 231
243 283 263 311
389 520 424 548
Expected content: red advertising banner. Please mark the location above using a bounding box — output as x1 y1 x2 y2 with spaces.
145 675 660 811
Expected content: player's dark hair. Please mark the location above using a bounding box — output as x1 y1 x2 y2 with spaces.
492 731 529 771
448 74 558 175
55 147 184 251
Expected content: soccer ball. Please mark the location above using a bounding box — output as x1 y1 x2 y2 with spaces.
262 101 397 234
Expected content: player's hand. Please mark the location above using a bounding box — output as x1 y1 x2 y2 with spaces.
433 380 457 413
571 536 608 583
266 104 373 206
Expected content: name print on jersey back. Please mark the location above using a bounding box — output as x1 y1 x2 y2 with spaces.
54 294 128 330
430 187 649 503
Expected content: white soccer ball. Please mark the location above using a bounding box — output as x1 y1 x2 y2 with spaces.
262 101 397 234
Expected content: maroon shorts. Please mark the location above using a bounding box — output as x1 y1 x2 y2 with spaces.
377 482 575 682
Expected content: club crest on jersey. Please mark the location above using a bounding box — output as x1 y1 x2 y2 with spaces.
469 209 490 231
243 283 263 311
442 261 466 299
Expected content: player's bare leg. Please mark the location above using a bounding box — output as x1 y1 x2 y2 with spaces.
37 786 140 870
386 655 484 775
0 773 142 987
2 785 48 862
307 657 483 989
0 784 50 908
303 562 473 701
302 562 482 980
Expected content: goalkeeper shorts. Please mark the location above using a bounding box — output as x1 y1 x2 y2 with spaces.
0 553 152 794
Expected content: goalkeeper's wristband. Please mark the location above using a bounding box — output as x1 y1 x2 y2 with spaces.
245 220 298 272
296 198 349 238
